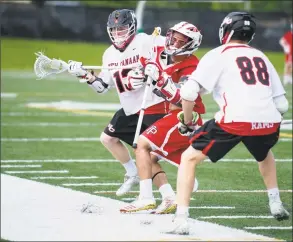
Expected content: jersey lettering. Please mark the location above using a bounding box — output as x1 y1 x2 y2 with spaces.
236 57 269 86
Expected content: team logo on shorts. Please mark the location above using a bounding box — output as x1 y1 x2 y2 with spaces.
107 124 115 132
146 125 157 135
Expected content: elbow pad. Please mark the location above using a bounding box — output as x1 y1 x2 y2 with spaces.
180 79 200 101
274 95 289 114
87 77 109 94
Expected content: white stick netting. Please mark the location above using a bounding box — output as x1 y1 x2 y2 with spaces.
34 52 69 79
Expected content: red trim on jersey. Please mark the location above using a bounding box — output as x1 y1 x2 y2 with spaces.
217 122 280 136
189 131 207 144
220 92 227 123
221 45 251 53
140 101 168 115
202 140 215 155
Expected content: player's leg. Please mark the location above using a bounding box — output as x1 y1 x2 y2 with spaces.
101 109 139 196
242 133 290 221
120 113 173 213
167 119 241 235
120 137 157 213
150 154 177 214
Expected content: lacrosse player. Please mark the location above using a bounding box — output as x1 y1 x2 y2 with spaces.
67 9 167 196
120 22 205 214
279 22 292 85
165 12 290 235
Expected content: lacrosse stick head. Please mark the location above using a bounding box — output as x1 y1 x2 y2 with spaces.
34 52 68 79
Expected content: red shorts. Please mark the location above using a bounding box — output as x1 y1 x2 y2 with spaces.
141 109 194 165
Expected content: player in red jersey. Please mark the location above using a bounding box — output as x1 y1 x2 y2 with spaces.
120 21 205 214
279 23 292 85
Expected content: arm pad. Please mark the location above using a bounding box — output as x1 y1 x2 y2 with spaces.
87 77 109 94
273 94 289 115
180 79 200 101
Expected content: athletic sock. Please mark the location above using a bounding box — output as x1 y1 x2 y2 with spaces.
122 159 137 177
139 179 153 199
159 183 176 199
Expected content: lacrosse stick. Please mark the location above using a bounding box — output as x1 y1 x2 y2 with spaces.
132 27 161 148
34 52 137 80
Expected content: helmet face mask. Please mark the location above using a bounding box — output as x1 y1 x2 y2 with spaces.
107 9 137 51
219 12 256 45
165 22 202 56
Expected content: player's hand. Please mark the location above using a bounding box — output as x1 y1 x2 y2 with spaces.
177 111 199 136
68 60 95 83
144 62 162 83
125 68 146 90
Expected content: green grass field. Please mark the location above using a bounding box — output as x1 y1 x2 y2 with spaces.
1 38 292 241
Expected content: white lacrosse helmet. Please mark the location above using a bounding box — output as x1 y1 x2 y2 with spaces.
165 21 202 56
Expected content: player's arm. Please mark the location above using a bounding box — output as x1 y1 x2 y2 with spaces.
267 59 289 114
178 50 221 134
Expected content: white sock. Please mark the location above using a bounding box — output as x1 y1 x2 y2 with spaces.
159 183 176 199
176 205 189 217
139 179 153 199
268 188 281 202
122 159 137 176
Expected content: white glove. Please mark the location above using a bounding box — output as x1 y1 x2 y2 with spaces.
68 60 95 83
125 68 146 90
144 62 162 82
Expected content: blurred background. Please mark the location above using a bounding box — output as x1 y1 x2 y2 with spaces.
0 0 292 51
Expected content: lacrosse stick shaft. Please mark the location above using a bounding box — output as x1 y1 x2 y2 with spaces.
132 76 153 148
132 27 161 148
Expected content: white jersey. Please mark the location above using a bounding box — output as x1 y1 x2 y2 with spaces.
98 33 166 115
189 43 286 123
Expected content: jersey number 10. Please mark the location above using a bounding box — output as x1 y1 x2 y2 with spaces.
236 57 269 86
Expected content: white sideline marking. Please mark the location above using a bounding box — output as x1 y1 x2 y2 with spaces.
1 112 89 117
245 226 292 230
2 122 104 127
1 174 278 241
1 93 18 98
1 137 291 142
1 165 41 168
4 170 69 174
31 176 99 180
1 158 292 163
200 216 274 219
190 206 236 209
63 183 121 187
26 101 121 111
95 189 292 195
1 137 101 142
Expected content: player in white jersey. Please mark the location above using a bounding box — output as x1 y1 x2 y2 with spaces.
67 9 167 197
166 12 290 235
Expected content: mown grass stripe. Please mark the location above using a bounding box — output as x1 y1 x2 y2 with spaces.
1 165 41 168
5 170 69 174
200 216 274 219
244 226 292 230
31 176 99 180
1 158 291 163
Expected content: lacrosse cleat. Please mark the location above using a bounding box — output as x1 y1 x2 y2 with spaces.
164 214 190 235
116 174 140 196
269 200 290 221
120 196 156 213
153 196 176 214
